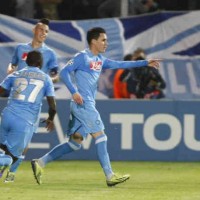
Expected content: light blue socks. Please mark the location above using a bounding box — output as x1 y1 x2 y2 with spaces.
38 140 81 167
9 157 24 173
95 134 113 179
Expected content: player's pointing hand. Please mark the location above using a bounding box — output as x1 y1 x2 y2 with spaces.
148 59 162 69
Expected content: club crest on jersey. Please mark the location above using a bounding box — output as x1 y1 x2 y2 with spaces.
66 59 74 66
90 61 102 71
21 52 28 60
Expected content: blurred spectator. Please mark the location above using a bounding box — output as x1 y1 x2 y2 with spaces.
15 0 34 18
188 0 200 10
56 0 73 20
98 69 114 98
34 0 45 19
129 0 159 16
120 48 166 99
0 0 196 20
136 66 166 99
0 0 17 17
57 0 103 20
97 0 121 18
120 49 145 99
86 0 105 19
113 54 132 99
37 0 61 20
155 0 189 11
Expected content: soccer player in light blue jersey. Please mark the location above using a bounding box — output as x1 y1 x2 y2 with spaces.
0 51 56 181
31 27 161 186
7 18 59 82
4 18 59 182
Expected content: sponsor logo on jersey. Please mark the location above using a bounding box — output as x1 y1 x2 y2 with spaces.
22 52 28 60
90 61 102 71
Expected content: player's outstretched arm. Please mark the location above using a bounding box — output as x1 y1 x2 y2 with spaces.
147 59 162 69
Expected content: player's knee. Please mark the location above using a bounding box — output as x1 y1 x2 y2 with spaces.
68 139 82 151
0 144 18 163
22 147 29 155
95 134 107 144
0 144 7 152
70 132 83 143
0 154 13 166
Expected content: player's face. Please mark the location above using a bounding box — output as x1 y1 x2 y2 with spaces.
94 33 108 54
33 23 49 43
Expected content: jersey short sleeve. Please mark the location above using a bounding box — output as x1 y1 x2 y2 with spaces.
44 74 55 97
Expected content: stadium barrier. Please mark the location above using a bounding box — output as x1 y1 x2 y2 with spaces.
0 98 200 161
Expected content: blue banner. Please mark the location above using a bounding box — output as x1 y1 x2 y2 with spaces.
1 98 200 161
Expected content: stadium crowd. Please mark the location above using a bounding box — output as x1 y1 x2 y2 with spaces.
0 0 200 20
113 48 166 99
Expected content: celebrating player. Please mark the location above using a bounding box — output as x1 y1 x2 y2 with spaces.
7 18 59 82
0 50 56 180
31 27 161 186
4 18 59 183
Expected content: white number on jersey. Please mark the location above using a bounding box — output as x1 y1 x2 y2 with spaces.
13 78 44 103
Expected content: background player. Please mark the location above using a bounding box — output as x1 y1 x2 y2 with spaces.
7 18 59 82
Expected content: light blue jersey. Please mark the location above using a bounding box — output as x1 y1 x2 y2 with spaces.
11 43 58 73
11 42 58 133
1 67 55 125
0 67 55 157
59 48 148 137
60 49 148 102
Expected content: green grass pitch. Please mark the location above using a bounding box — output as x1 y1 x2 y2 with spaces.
1 161 200 200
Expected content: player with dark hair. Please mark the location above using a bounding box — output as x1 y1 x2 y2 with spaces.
31 27 161 187
0 50 56 179
38 18 49 26
4 18 59 183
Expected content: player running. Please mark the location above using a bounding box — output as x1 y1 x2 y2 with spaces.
4 18 59 183
0 51 56 180
31 27 161 186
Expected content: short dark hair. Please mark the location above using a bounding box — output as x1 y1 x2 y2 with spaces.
87 27 106 44
38 18 49 26
26 50 43 68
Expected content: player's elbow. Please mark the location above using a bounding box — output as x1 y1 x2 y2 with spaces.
59 68 65 81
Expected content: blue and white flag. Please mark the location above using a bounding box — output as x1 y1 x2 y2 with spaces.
1 11 200 99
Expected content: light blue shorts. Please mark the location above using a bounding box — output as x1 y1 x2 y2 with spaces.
0 108 34 158
67 101 105 139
